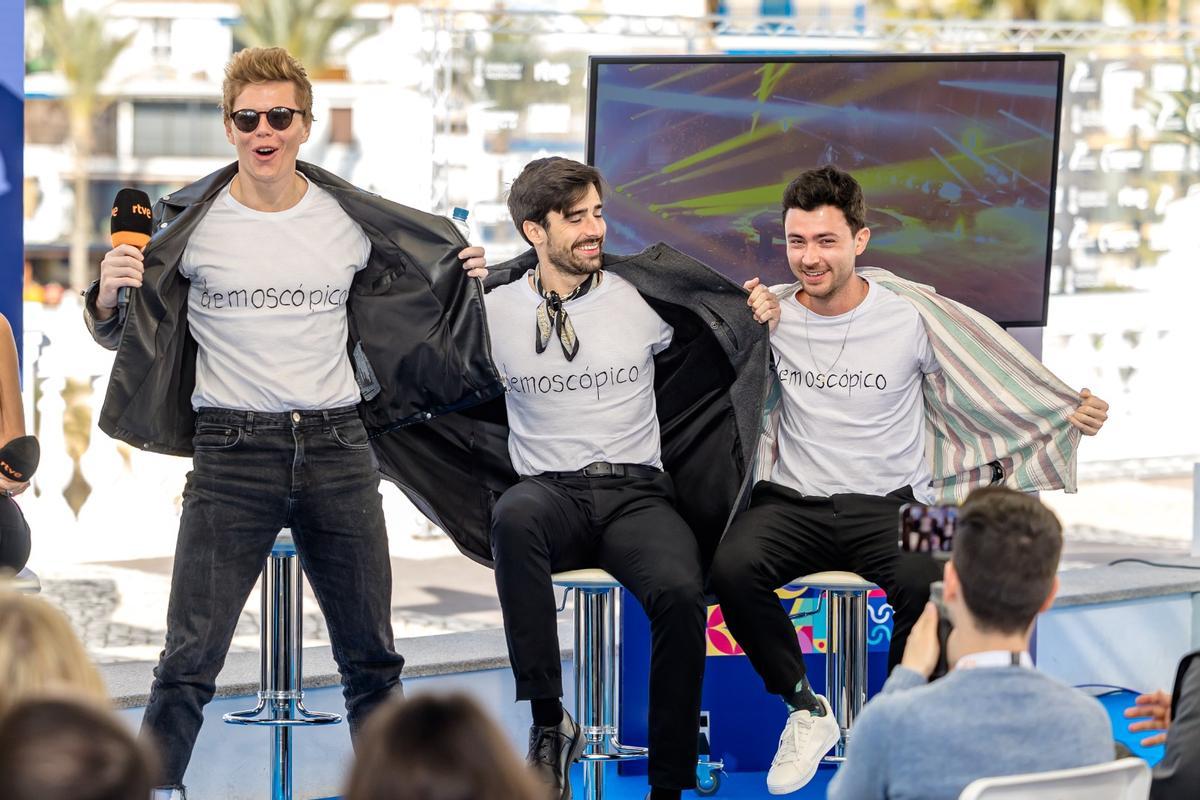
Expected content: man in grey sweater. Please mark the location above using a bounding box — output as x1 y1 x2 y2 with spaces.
827 487 1113 800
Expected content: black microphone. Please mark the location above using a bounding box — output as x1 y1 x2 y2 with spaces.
110 188 154 312
0 435 39 483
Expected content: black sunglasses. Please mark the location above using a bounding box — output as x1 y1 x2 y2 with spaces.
229 107 307 133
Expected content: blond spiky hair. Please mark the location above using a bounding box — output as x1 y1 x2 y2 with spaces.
222 46 314 119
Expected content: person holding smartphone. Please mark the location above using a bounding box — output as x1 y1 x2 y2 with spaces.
826 488 1113 800
710 165 1110 795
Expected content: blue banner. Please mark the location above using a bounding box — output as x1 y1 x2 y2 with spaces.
0 2 23 355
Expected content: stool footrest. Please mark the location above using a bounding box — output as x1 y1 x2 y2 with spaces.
580 741 650 762
223 701 342 727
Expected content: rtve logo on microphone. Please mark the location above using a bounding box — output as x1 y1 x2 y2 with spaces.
112 204 153 218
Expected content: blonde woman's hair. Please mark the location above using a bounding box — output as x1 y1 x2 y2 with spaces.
222 47 314 119
0 590 106 720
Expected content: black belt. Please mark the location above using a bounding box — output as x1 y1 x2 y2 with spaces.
539 461 662 480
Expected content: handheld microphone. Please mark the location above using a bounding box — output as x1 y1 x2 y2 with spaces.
110 188 154 311
0 435 39 483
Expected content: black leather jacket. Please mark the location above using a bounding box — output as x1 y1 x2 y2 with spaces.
83 161 503 455
373 244 771 568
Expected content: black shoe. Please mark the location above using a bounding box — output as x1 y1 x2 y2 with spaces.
527 711 584 800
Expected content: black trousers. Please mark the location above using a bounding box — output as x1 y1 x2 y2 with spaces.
143 408 403 786
711 481 941 696
491 471 706 790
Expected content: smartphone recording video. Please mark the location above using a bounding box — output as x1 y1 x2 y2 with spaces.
898 503 958 559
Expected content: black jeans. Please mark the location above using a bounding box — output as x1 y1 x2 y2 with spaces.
711 481 940 696
142 406 404 785
491 471 706 790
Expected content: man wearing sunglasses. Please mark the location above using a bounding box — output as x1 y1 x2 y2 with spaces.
83 47 502 799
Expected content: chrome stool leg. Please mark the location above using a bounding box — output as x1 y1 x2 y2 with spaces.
224 531 341 800
557 569 724 799
823 588 869 763
572 584 648 800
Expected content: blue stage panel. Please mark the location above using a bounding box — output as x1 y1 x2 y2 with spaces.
0 0 23 351
620 588 893 777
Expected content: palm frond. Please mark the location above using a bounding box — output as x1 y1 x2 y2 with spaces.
236 0 363 72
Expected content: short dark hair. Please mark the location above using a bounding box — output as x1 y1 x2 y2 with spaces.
344 693 543 800
781 165 867 233
0 697 159 800
952 487 1063 635
507 157 604 246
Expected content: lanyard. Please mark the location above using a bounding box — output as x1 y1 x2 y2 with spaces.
955 650 1033 670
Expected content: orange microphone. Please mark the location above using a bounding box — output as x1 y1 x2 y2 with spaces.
110 188 154 314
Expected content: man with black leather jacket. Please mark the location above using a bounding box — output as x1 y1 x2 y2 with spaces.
83 48 501 798
375 157 777 800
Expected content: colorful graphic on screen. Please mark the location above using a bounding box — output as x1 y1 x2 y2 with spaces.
589 55 1064 326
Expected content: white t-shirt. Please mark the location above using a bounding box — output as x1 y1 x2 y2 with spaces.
485 271 673 477
771 278 940 501
179 176 371 412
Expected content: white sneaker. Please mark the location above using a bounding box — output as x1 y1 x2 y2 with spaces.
765 695 840 795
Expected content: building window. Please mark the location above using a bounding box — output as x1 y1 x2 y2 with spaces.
132 101 229 158
329 107 353 145
151 18 171 63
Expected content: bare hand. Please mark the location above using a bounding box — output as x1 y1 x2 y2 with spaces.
743 278 780 332
96 244 145 320
459 246 487 280
900 602 941 679
0 475 29 497
1125 689 1171 746
1068 388 1109 436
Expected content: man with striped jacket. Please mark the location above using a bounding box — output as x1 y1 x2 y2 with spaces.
709 165 1109 796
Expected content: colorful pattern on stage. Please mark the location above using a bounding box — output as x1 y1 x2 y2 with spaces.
705 587 893 656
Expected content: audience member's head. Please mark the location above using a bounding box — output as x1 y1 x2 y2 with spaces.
0 589 106 719
945 486 1063 640
345 692 546 800
0 697 157 800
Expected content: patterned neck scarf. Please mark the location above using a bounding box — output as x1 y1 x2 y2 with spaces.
533 266 599 361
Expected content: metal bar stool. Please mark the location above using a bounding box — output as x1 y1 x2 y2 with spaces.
787 571 877 763
223 531 341 800
552 569 648 800
552 568 725 798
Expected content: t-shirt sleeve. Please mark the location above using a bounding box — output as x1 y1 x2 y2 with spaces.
650 313 674 356
355 227 371 272
178 238 195 280
916 324 940 375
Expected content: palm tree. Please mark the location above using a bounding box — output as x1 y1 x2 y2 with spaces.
41 2 132 293
1119 0 1169 21
236 0 366 75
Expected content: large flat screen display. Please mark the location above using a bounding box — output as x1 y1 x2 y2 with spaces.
587 54 1065 327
